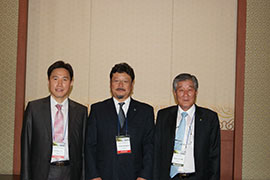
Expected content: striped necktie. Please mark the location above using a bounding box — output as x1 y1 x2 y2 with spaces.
118 102 125 128
170 111 188 178
54 104 64 143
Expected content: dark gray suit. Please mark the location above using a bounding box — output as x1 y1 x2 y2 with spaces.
85 98 154 180
21 96 87 180
153 105 220 180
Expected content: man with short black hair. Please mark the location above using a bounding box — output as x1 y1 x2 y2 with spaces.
85 62 154 180
21 60 87 180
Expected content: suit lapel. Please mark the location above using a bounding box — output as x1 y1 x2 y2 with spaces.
127 98 137 123
68 99 76 143
194 105 203 163
41 96 53 141
105 98 119 134
107 98 118 121
169 106 178 156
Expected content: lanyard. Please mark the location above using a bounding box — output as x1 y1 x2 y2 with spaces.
182 114 195 150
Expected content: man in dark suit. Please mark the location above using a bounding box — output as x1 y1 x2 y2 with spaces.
21 61 88 180
85 63 154 180
153 73 220 180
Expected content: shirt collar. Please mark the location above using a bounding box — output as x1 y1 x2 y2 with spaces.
50 96 68 109
113 96 131 107
178 104 196 117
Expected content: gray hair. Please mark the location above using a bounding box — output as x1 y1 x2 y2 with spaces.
173 73 198 91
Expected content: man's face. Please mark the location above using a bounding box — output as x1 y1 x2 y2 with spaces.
110 72 134 102
48 68 73 103
174 80 197 111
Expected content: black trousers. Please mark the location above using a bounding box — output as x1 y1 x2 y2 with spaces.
47 165 70 180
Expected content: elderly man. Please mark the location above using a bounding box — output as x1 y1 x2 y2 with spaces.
153 73 220 180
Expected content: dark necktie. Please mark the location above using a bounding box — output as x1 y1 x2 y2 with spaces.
118 102 125 128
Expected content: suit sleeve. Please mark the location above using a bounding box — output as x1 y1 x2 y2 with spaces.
20 103 33 180
85 105 100 180
138 106 155 180
209 112 221 180
153 111 162 180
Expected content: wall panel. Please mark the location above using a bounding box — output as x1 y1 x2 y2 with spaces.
25 1 238 178
88 0 173 108
0 0 19 174
26 0 91 105
242 1 270 179
172 0 237 130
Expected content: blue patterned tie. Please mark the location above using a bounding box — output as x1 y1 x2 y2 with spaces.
170 111 188 178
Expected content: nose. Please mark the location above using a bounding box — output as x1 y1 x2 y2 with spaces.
57 79 63 86
183 90 189 96
118 80 124 87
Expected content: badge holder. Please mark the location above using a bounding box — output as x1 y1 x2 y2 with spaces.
115 116 132 154
116 135 131 154
52 142 65 159
172 149 186 167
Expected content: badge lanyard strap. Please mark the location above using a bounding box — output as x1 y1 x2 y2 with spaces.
117 116 128 136
52 116 68 143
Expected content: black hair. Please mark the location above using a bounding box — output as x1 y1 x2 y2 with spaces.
47 60 73 80
109 62 135 82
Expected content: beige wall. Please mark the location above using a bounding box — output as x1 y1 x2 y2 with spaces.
26 0 237 131
0 0 19 174
242 1 270 179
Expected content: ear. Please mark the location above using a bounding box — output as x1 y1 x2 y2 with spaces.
173 90 177 97
110 79 112 88
70 78 74 86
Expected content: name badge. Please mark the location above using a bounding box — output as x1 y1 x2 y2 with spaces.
116 135 131 154
172 150 186 166
52 142 65 159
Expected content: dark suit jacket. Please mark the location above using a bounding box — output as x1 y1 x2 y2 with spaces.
85 98 155 180
21 96 88 180
153 105 220 180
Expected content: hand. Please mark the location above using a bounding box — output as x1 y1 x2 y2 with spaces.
136 178 146 180
91 178 102 180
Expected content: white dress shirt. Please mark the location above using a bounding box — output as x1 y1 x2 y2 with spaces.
113 96 131 117
50 96 69 162
175 104 196 173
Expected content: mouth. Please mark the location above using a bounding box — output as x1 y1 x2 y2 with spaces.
182 99 190 102
116 88 125 92
55 88 64 92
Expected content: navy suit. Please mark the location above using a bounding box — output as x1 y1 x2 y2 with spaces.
85 98 154 180
21 96 88 180
153 105 220 180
